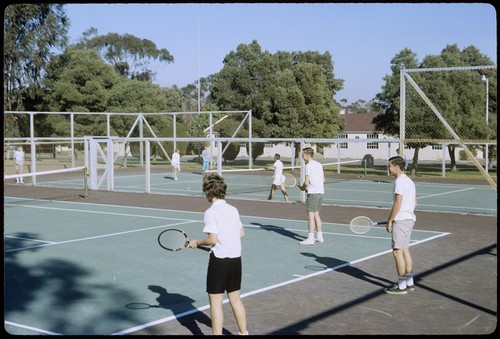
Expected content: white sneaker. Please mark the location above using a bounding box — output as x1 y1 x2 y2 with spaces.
316 237 324 243
299 238 315 245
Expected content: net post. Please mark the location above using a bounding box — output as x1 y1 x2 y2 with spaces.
83 167 89 199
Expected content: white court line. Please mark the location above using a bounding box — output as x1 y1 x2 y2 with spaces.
4 235 56 244
5 321 61 335
5 220 197 253
416 187 475 200
4 202 201 223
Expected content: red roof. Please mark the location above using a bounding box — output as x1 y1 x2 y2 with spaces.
342 113 380 133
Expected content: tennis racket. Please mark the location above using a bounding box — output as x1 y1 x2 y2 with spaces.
281 173 297 187
349 216 388 234
157 228 210 252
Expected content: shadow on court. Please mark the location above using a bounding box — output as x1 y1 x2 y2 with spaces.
124 285 230 335
301 252 348 272
4 235 143 335
337 265 393 288
250 222 304 241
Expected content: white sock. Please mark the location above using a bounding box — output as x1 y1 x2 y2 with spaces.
308 232 314 240
406 273 414 286
316 232 323 238
397 276 407 289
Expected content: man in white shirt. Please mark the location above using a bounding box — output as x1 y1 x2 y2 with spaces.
297 147 325 245
384 156 417 295
171 148 181 180
13 146 25 183
267 153 289 202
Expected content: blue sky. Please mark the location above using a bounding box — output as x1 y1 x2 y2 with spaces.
65 3 496 105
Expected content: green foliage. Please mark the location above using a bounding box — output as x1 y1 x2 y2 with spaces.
75 29 174 82
42 48 120 112
128 118 189 159
373 44 496 172
246 142 265 161
222 142 239 162
209 40 343 138
107 80 167 113
4 4 69 111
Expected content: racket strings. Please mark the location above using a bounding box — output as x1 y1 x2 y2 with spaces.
350 217 372 234
281 173 297 187
158 229 188 251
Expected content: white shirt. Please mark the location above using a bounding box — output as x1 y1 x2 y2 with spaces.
14 150 24 164
273 159 284 185
305 159 324 194
203 199 243 258
171 152 180 165
202 149 211 161
394 173 416 221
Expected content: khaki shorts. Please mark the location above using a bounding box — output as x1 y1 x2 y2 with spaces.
392 219 415 249
306 194 323 212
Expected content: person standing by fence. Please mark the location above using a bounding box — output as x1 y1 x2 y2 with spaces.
13 146 25 184
202 146 211 171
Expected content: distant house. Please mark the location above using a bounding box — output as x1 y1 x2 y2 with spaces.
325 111 486 163
253 111 485 163
323 112 397 160
342 112 381 135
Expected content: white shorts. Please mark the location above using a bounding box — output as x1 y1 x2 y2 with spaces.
272 175 284 186
171 163 180 170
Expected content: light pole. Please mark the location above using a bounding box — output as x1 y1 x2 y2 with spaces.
482 75 489 124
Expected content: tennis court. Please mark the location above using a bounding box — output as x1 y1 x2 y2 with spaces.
8 167 497 216
3 181 497 335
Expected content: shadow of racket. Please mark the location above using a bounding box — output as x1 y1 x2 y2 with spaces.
125 302 160 309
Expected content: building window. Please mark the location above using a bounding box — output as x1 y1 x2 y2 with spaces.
367 134 379 149
338 134 348 149
432 144 442 150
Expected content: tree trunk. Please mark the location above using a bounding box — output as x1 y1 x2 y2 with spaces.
448 145 457 171
410 147 420 175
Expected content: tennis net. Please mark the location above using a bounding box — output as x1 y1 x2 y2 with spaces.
4 166 89 198
204 166 301 196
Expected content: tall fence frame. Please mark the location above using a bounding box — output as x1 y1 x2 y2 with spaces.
400 65 497 189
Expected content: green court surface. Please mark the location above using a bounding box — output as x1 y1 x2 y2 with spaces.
4 197 447 335
20 170 497 216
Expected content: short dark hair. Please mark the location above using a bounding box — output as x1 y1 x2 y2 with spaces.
388 156 405 171
275 153 281 159
203 173 227 200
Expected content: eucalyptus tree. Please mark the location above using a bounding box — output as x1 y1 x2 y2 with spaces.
74 27 174 82
4 3 69 136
